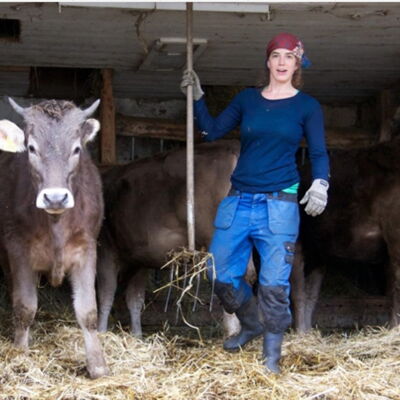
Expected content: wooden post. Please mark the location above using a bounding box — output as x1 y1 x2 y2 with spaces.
100 68 116 164
186 2 195 251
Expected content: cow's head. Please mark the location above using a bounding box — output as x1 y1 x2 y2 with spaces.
7 97 100 215
0 120 25 153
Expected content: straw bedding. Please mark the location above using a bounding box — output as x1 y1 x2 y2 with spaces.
0 259 397 400
0 290 399 400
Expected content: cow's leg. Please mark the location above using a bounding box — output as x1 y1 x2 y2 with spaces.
125 268 147 338
381 241 400 327
303 267 324 331
221 258 257 338
11 261 38 348
70 246 109 379
96 242 118 333
388 257 400 327
290 245 307 333
290 243 324 333
384 260 393 298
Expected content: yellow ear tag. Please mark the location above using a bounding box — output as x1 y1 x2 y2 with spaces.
0 135 18 153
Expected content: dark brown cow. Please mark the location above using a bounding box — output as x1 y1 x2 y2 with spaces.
97 140 243 336
0 98 108 378
291 133 400 332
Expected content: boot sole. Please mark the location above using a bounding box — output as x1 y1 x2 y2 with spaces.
223 345 242 353
223 332 263 353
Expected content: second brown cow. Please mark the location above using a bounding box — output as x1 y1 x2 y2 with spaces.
97 140 243 336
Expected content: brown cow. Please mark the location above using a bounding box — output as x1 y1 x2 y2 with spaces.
96 140 256 337
291 130 400 332
0 98 109 378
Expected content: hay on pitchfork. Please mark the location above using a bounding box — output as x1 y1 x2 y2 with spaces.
153 247 215 341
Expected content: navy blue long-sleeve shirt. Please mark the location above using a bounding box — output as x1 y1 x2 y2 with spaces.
194 88 330 193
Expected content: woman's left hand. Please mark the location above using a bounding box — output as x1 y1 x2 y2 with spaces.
299 179 329 217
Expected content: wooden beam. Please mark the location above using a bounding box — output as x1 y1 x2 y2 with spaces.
116 114 239 142
0 66 30 72
117 114 189 141
100 69 116 164
116 114 373 149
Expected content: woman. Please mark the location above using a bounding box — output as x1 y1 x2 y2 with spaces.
181 33 329 373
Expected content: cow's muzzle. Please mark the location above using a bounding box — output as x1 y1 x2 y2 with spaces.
36 188 75 214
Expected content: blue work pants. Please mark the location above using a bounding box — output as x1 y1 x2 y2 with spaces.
208 190 299 332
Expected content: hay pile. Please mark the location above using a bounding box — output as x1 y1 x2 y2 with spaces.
0 279 398 399
0 295 399 400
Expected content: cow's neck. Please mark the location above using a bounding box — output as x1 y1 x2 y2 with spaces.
48 214 68 286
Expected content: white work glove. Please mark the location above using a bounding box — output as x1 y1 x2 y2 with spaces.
180 69 204 101
299 179 329 217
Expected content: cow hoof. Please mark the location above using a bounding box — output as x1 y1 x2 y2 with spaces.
14 332 30 350
130 329 143 339
14 342 29 352
88 365 110 379
296 327 310 335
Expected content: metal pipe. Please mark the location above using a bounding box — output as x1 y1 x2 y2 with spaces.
186 2 195 251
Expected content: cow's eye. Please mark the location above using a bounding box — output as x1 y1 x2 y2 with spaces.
28 145 36 154
73 146 81 155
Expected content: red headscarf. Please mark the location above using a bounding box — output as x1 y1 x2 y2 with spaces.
266 33 310 68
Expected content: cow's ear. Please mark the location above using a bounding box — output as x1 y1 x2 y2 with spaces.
0 120 25 153
82 118 100 144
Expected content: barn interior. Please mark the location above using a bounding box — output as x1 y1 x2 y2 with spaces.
0 1 399 330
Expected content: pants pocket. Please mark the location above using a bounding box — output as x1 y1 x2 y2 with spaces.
267 197 299 235
214 196 240 229
284 241 296 265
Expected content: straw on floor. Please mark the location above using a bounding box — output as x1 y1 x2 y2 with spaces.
0 266 398 399
0 301 399 400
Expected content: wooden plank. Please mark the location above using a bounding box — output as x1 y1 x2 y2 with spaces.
0 66 30 97
0 66 30 72
116 115 192 141
100 68 116 165
313 296 390 328
116 114 373 148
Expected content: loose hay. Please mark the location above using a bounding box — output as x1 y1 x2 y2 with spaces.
0 277 398 399
1 299 400 400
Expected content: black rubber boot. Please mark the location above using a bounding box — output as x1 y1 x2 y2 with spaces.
223 296 264 352
263 332 284 374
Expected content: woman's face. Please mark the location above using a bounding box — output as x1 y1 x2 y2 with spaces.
267 48 298 84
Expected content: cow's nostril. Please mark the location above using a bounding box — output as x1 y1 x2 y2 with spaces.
61 193 68 205
43 191 68 206
43 193 51 205
36 188 74 210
